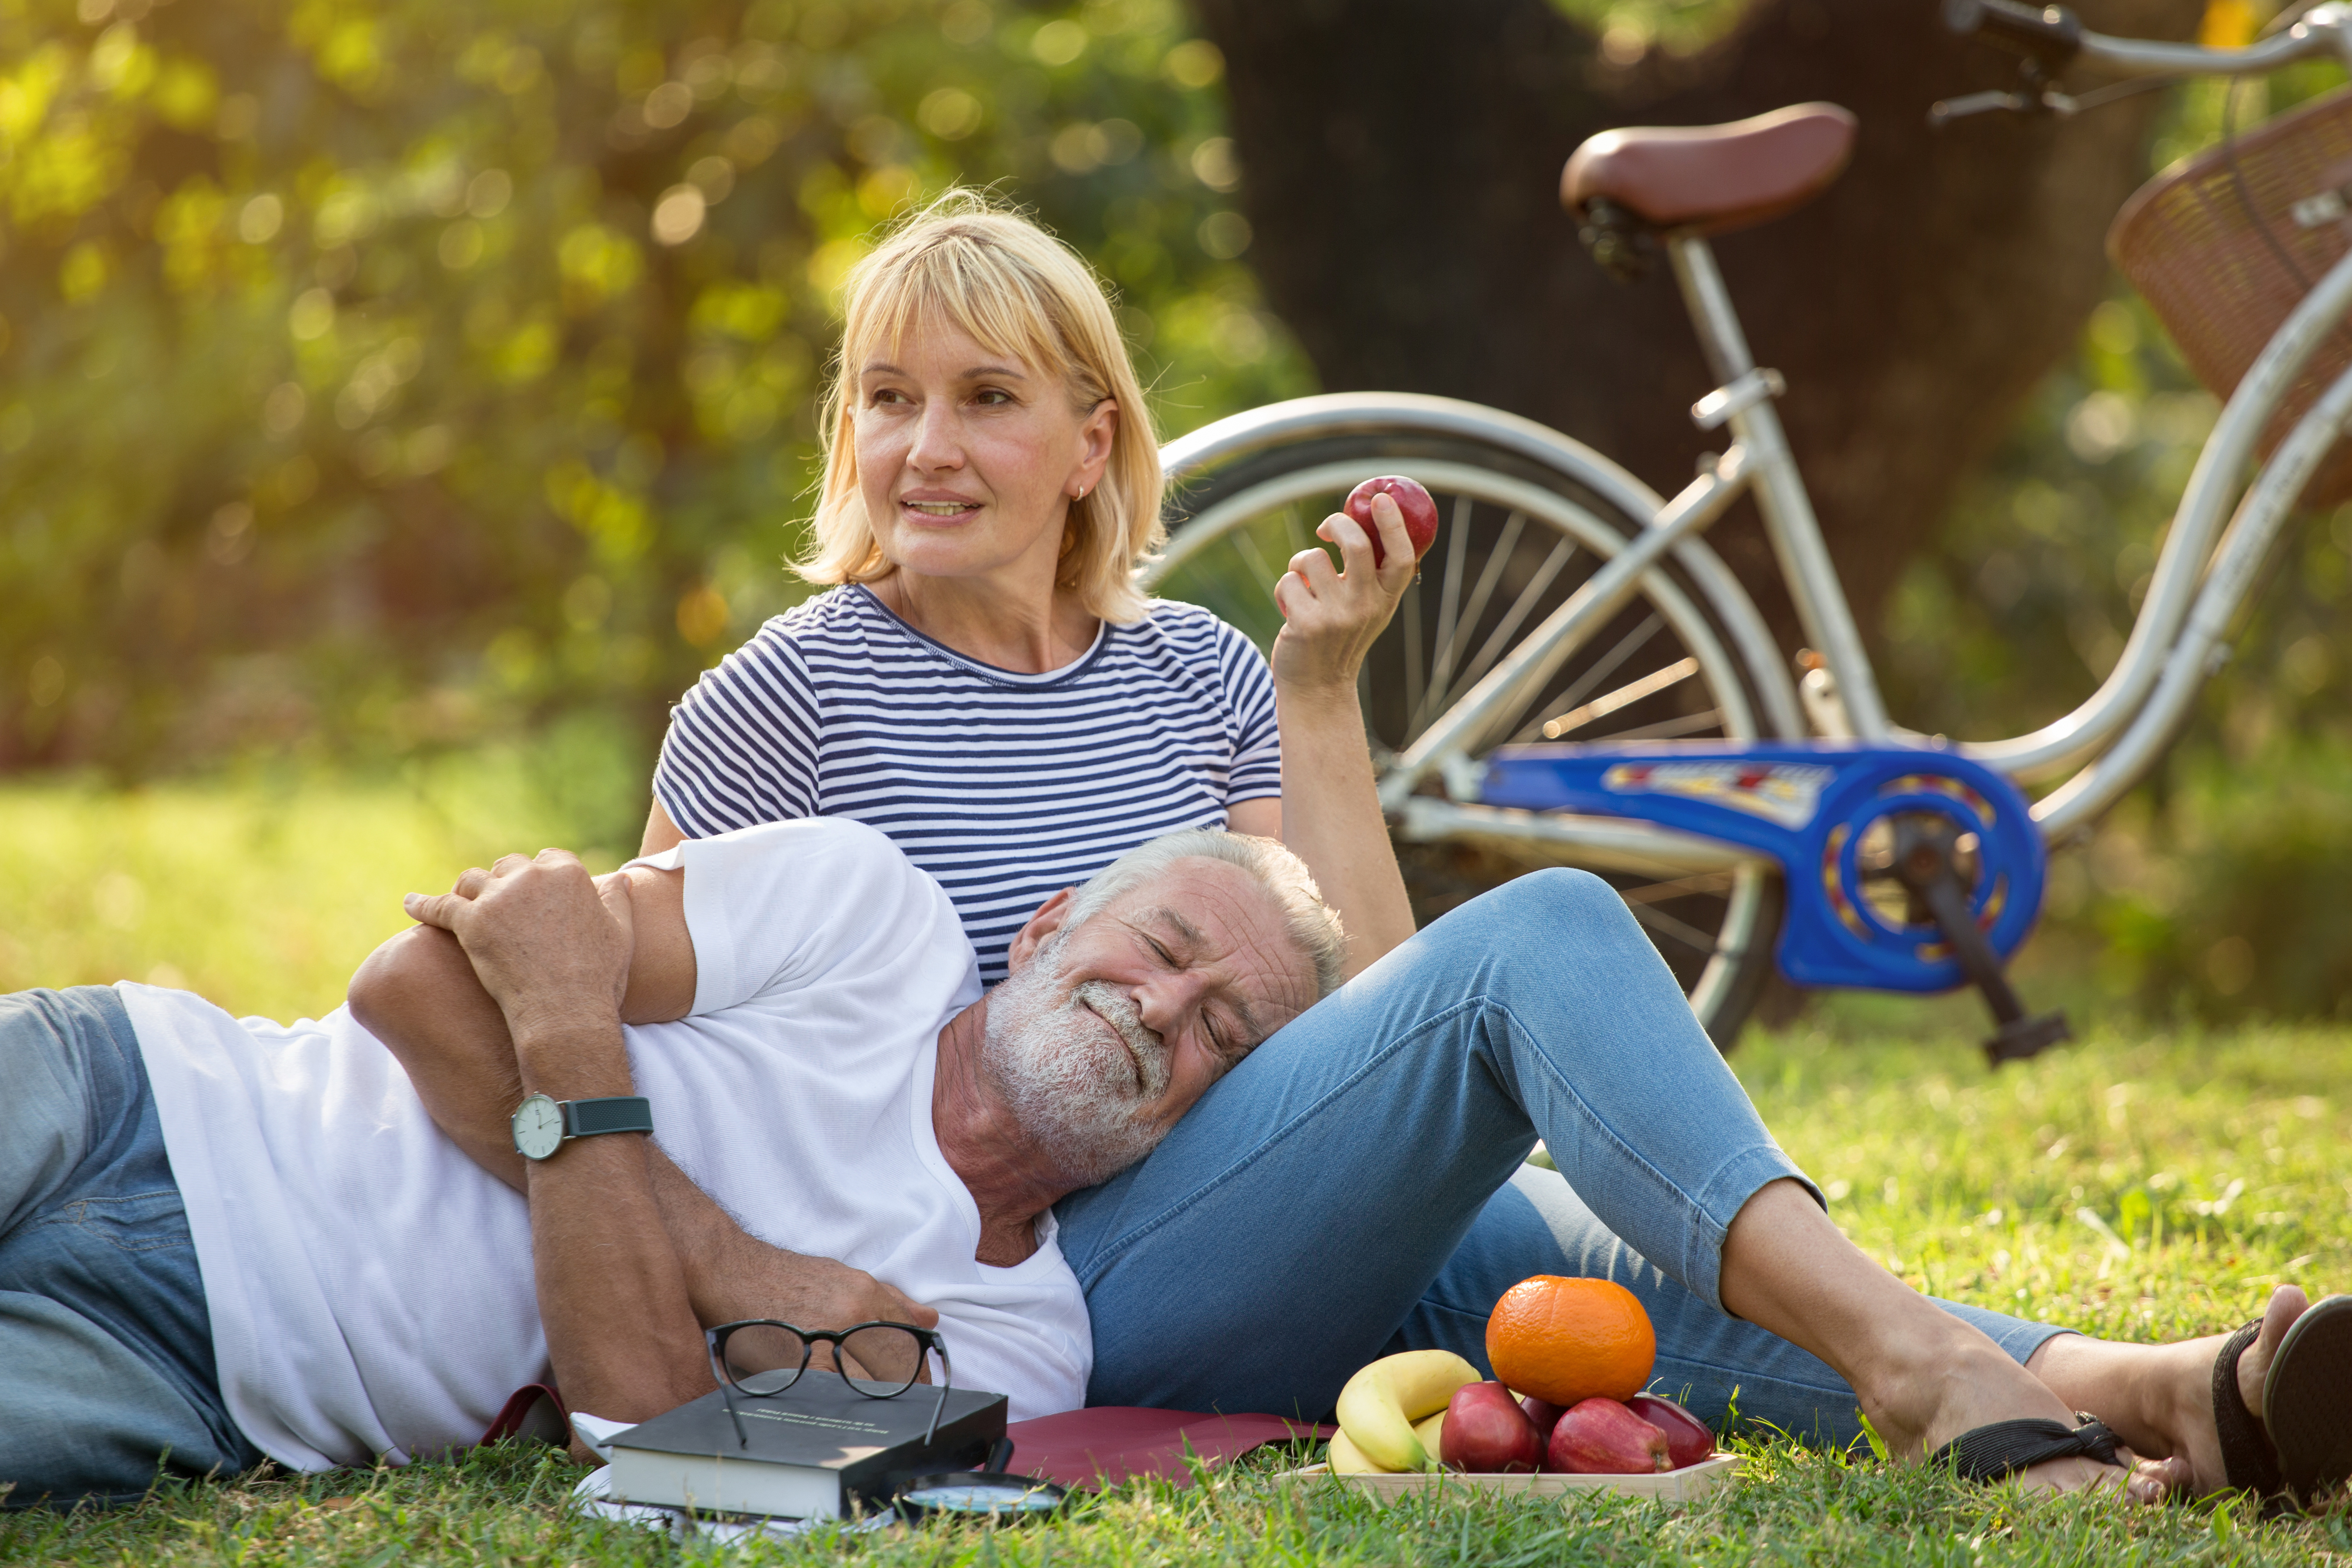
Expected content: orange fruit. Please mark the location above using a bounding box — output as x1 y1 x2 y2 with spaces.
1485 1275 1655 1405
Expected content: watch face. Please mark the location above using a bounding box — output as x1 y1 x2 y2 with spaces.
512 1094 565 1160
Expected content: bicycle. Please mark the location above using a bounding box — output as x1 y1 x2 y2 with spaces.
1141 0 2352 1061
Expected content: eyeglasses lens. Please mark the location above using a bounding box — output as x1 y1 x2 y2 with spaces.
720 1323 809 1395
838 1325 924 1395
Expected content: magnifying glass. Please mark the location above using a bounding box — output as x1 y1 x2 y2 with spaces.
894 1439 1070 1523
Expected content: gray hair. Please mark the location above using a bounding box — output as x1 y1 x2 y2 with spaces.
1065 830 1348 1000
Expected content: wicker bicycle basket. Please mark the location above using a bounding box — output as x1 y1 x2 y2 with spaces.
2110 83 2352 508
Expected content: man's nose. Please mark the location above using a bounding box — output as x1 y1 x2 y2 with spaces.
1132 970 1209 1042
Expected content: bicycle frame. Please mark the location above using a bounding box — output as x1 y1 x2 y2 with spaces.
1367 4 2352 853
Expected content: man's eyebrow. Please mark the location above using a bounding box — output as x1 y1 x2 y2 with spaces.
1140 906 1260 1049
1140 906 1206 953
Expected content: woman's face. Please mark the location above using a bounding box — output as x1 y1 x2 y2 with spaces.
851 318 1117 588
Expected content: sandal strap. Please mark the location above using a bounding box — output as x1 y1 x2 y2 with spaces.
1929 1415 2127 1482
2214 1318 2286 1496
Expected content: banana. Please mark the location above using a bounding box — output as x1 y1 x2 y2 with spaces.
1413 1408 1447 1466
1334 1349 1479 1471
1325 1427 1390 1474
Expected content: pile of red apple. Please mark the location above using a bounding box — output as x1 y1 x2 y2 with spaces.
1439 1382 1715 1475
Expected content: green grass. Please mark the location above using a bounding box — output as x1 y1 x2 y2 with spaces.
4 780 2349 1562
0 763 632 1021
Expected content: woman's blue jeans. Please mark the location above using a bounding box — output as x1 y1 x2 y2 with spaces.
1055 868 2066 1444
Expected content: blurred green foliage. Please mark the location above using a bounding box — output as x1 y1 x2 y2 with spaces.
0 0 1311 779
1881 64 2352 1023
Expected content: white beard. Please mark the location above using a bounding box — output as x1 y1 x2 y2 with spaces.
981 940 1174 1189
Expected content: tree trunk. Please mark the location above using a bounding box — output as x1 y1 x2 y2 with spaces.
1194 0 2205 668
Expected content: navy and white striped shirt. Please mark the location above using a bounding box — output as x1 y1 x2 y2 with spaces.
653 585 1284 984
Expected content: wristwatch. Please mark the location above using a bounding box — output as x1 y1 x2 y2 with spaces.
510 1093 655 1161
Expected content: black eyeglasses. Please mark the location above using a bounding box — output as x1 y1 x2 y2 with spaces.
704 1319 953 1448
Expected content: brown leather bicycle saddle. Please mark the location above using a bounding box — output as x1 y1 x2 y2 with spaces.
1561 102 1858 235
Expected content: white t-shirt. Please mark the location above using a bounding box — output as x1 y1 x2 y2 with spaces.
121 817 1091 1471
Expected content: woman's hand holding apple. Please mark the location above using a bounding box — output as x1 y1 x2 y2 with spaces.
1269 480 1430 696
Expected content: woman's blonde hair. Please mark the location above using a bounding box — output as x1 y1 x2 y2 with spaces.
795 191 1163 624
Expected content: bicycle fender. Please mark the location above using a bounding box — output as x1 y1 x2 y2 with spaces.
1479 741 2048 994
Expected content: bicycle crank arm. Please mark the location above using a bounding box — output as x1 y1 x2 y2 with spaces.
1377 445 1754 812
1889 815 2072 1066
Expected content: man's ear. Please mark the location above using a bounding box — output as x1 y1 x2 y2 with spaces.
1005 887 1077 975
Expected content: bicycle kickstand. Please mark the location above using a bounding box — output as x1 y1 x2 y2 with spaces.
1889 817 2073 1067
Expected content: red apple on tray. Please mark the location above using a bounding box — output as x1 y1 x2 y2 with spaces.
1343 475 1441 568
1547 1396 1671 1474
1438 1381 1544 1474
1521 1394 1568 1445
1626 1394 1715 1469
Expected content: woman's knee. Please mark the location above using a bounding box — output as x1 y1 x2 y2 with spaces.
1435 867 1624 947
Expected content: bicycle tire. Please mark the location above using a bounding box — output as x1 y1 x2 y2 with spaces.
1148 421 1785 1049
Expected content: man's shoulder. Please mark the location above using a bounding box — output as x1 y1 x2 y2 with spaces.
683 814 908 872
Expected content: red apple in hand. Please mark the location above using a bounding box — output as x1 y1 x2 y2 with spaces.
1625 1395 1715 1469
1546 1397 1670 1475
1343 475 1440 568
1438 1381 1543 1474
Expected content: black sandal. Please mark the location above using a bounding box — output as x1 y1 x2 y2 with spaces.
1929 1414 2127 1482
2212 1317 2287 1502
2265 1293 2352 1509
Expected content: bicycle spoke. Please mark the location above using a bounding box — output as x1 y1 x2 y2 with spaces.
1280 502 1313 563
1401 578 1425 728
1230 525 1288 621
1538 656 1701 741
1510 614 1665 742
1623 898 1722 956
1425 494 1476 717
1592 707 1725 743
1448 536 1580 709
1612 870 1736 906
1416 509 1525 736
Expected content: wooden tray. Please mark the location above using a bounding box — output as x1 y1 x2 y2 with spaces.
1279 1454 1739 1506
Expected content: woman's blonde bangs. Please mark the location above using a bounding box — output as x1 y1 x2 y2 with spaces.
797 193 1163 624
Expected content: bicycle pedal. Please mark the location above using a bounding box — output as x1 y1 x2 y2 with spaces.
1982 1010 2072 1067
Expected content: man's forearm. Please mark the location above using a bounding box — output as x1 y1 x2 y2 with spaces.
515 1015 710 1440
351 926 529 1189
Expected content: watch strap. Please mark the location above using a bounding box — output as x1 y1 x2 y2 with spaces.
560 1095 655 1139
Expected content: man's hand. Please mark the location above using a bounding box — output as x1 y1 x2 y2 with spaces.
404 851 633 1046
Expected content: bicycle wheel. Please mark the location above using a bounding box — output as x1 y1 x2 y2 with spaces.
1149 425 1784 1048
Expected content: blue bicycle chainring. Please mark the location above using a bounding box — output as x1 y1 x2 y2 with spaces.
1478 741 2047 993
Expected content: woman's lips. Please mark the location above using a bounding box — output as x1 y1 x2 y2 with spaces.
900 499 981 519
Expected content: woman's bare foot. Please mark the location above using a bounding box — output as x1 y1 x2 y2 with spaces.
2030 1283 2312 1499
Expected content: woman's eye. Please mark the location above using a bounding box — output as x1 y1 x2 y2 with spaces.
973 387 1013 407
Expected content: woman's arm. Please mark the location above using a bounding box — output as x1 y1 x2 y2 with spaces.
1260 493 1422 978
641 799 686 857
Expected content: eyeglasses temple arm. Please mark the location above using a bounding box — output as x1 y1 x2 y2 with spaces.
922 1342 952 1446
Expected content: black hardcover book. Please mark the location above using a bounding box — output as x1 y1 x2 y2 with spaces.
606 1374 1007 1519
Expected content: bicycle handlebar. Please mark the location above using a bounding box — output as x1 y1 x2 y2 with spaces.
1947 0 2352 81
1944 0 2080 70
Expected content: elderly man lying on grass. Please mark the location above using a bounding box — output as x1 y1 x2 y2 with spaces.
2 819 2343 1511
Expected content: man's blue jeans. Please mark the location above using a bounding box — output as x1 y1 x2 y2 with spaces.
0 987 261 1508
1057 869 2066 1444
